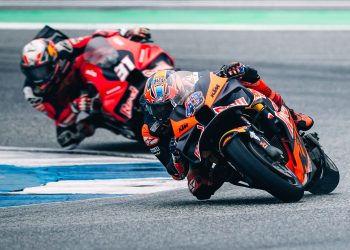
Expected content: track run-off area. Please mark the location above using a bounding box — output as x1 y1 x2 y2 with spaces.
1 5 350 250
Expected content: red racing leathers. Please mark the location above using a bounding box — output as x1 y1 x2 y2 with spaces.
23 29 148 148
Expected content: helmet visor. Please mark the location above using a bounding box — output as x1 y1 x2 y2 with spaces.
147 102 174 121
22 63 56 85
166 71 197 106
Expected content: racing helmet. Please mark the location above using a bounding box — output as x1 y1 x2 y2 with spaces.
144 69 196 121
20 38 59 92
144 69 176 121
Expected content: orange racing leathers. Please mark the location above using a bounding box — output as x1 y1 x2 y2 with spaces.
141 65 282 199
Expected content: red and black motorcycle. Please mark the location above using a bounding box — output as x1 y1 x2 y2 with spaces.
78 34 174 140
36 25 174 142
171 72 339 202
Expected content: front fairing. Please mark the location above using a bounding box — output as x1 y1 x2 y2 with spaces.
81 36 148 122
171 73 253 165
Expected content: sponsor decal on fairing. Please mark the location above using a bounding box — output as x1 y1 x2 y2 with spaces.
120 86 139 119
184 91 204 117
274 106 294 137
106 86 121 95
112 37 125 46
194 124 205 161
85 69 97 77
213 97 248 113
249 88 266 102
114 56 135 82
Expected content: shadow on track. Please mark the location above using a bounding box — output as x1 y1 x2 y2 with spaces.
161 193 341 207
162 196 282 207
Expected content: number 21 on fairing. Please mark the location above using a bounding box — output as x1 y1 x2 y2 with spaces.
114 56 135 81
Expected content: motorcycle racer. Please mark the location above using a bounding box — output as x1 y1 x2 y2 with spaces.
141 64 314 200
21 26 151 149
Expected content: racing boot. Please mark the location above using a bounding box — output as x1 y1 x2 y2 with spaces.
267 91 314 131
187 167 225 200
289 109 314 131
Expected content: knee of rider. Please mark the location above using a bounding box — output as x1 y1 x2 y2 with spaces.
56 126 78 147
187 167 209 186
187 179 213 200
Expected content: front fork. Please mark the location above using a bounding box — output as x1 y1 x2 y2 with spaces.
219 115 284 162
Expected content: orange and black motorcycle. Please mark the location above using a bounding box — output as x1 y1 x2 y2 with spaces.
170 72 339 202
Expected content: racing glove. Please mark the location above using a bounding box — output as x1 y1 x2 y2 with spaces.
28 99 46 112
125 27 151 42
169 137 189 180
71 94 93 114
217 62 246 79
23 86 45 111
217 62 261 83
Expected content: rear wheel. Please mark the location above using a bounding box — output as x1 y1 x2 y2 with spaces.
223 136 304 202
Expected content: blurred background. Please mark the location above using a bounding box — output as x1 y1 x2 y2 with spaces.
0 0 349 158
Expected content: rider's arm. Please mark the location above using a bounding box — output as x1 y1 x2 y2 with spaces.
56 27 151 59
55 81 98 128
55 30 120 59
141 119 172 168
23 82 81 149
54 87 100 149
119 27 151 42
53 68 99 148
54 108 80 149
216 62 283 107
23 83 56 119
141 114 187 180
239 68 283 107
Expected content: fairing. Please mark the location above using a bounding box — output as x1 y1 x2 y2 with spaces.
171 72 253 164
79 35 174 123
172 71 313 185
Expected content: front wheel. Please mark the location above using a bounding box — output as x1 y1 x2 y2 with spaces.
223 136 304 202
308 154 340 195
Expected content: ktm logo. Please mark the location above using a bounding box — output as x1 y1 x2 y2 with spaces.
179 123 188 132
210 84 220 98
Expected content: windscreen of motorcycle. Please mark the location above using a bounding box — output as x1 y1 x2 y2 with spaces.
168 71 198 107
83 37 119 68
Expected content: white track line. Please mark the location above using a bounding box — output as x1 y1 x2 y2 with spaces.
2 23 350 31
16 178 186 195
0 152 156 166
2 0 350 8
0 146 155 161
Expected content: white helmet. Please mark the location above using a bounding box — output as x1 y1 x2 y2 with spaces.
20 39 59 89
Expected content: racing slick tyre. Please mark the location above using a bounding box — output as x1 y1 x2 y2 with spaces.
308 154 340 195
223 137 304 202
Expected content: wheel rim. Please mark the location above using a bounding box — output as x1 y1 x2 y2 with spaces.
247 141 300 186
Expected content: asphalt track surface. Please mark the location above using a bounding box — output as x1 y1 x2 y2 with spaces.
1 29 350 249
